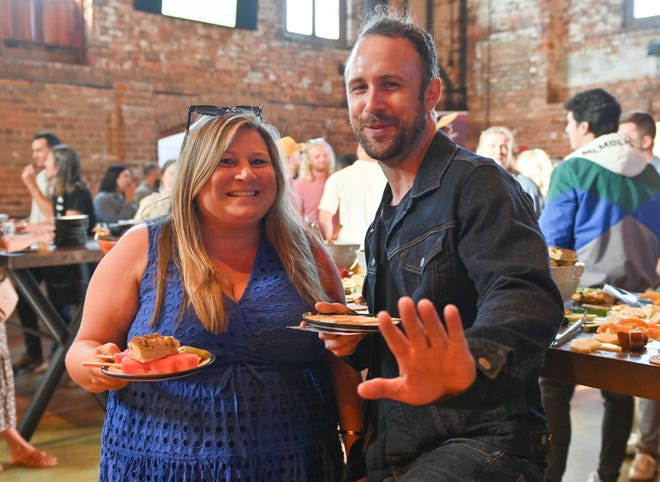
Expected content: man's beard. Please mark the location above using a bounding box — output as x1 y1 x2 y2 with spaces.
354 109 426 162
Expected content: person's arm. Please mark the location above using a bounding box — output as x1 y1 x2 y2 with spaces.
317 174 340 239
21 165 53 220
65 225 148 392
317 209 335 240
324 351 364 454
349 164 563 407
439 164 563 406
311 235 364 455
0 225 54 253
124 182 136 205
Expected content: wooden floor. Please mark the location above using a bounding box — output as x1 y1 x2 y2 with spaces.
0 317 655 481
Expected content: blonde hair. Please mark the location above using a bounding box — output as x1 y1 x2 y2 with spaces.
298 138 336 181
150 111 329 333
515 148 554 197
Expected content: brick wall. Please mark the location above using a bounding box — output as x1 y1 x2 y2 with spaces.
0 0 357 216
1 0 658 214
466 0 660 153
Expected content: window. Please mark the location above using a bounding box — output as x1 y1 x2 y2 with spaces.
0 0 86 63
285 0 345 43
134 0 258 30
623 0 660 28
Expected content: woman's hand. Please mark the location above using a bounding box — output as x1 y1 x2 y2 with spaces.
311 301 366 357
31 225 54 246
77 343 129 392
68 340 135 393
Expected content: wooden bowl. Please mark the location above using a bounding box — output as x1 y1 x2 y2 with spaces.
97 236 119 255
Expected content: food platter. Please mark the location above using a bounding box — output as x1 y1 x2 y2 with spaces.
300 312 400 333
100 354 215 381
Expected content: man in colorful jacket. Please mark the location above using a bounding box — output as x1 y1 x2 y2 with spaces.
539 88 660 482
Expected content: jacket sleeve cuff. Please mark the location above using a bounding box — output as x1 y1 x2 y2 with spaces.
440 338 511 407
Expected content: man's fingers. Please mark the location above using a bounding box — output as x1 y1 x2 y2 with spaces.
416 299 448 348
443 304 467 344
377 310 409 358
357 378 403 400
397 297 430 348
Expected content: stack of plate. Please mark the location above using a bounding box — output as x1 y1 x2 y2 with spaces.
54 215 89 247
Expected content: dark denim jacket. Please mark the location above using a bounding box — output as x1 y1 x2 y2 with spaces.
350 132 564 478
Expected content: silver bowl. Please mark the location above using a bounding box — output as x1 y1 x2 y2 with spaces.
325 243 360 270
551 263 585 302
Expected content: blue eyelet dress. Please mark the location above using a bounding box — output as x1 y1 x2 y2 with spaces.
99 222 343 481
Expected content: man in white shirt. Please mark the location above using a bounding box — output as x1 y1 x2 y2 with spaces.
13 131 64 372
317 145 386 245
21 131 61 223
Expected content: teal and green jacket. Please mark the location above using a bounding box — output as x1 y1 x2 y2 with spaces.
540 133 660 291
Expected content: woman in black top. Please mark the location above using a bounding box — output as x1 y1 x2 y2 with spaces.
48 145 96 231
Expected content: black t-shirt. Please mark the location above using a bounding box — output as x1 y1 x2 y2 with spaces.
374 203 401 317
362 198 411 479
53 186 96 235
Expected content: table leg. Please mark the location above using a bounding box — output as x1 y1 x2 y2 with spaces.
17 305 84 440
9 269 69 344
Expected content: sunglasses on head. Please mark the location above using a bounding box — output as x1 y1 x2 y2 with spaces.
186 105 263 133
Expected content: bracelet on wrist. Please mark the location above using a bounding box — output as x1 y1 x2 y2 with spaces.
338 428 363 436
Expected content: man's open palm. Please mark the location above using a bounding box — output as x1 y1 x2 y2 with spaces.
357 297 476 405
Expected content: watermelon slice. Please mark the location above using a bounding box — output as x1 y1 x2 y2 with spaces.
114 351 200 375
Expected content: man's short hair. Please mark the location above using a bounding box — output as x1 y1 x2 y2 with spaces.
33 131 61 149
347 6 439 91
619 110 656 139
142 162 159 176
564 88 621 137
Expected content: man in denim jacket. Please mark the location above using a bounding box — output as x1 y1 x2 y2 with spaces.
317 8 564 481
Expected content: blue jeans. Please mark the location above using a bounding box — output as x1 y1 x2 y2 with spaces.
540 378 633 482
386 438 544 481
636 398 660 455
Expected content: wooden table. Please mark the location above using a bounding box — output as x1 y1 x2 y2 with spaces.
542 333 660 400
0 241 104 440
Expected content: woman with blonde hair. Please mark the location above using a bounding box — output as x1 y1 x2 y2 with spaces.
293 138 336 223
66 107 361 481
515 148 554 197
